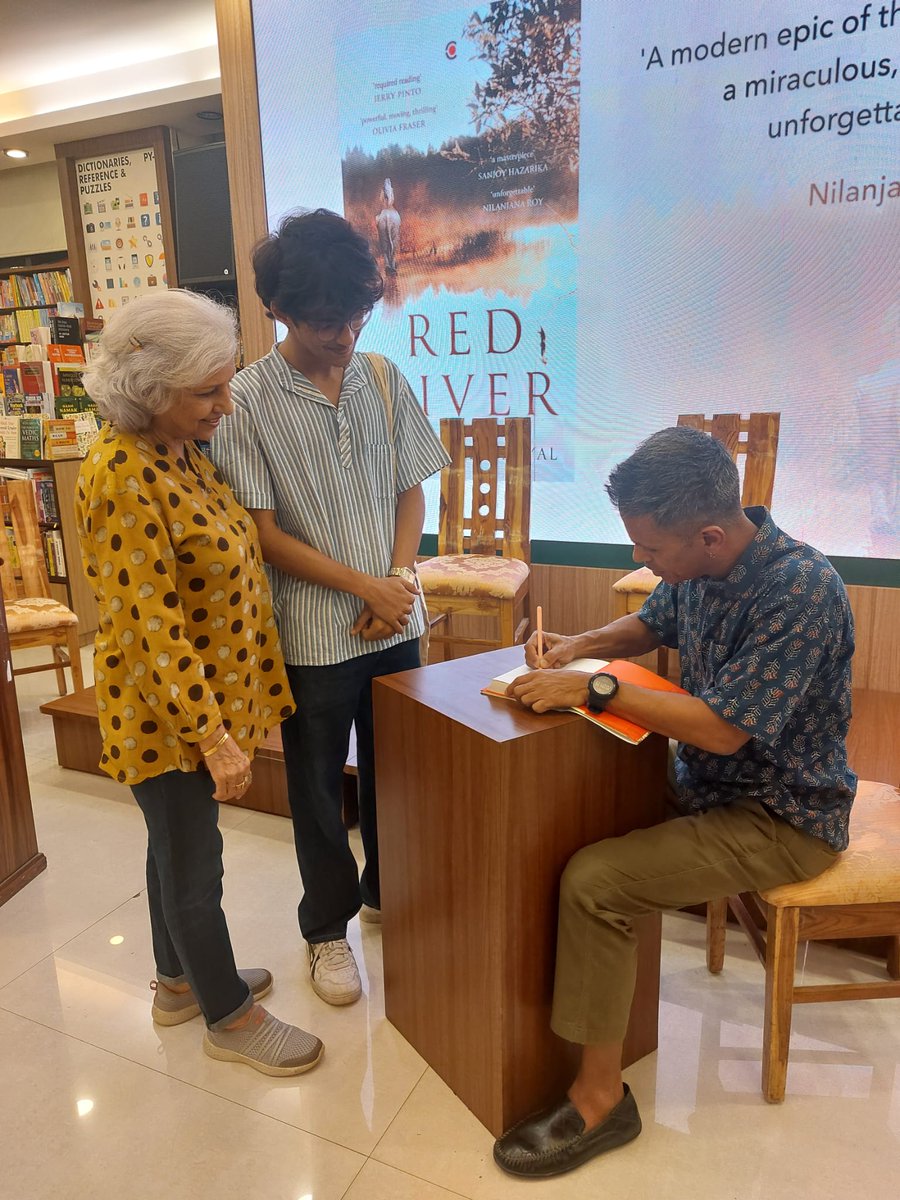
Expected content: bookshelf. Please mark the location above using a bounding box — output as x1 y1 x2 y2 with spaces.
0 456 96 641
0 255 73 348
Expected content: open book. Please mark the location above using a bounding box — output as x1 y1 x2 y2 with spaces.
481 658 686 746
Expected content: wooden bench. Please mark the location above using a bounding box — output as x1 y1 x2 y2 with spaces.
38 685 359 826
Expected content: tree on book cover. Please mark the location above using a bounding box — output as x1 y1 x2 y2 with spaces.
336 1 579 476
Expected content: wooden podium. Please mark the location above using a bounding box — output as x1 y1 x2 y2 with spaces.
374 646 668 1136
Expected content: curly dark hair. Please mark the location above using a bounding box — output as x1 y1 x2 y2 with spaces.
251 209 384 325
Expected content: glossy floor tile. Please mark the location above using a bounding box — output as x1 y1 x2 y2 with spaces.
3 649 899 1198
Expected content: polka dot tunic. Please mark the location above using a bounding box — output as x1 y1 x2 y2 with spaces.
75 426 295 786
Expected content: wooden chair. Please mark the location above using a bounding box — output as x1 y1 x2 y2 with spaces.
611 412 781 677
417 417 531 661
0 479 83 695
705 781 900 1103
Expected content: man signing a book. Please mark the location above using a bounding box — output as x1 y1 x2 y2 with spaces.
492 425 856 1179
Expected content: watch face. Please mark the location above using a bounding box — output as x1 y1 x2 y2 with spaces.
592 674 617 698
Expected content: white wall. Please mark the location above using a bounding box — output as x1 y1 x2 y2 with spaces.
0 162 66 257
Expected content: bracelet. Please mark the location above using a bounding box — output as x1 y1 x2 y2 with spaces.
200 731 229 758
388 565 417 585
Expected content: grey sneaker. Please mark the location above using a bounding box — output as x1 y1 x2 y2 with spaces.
203 1004 323 1076
151 968 273 1026
307 938 362 1005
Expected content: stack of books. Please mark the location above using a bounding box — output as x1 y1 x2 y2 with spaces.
0 314 99 459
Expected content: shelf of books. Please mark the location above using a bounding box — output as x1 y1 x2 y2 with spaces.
0 263 74 346
1 307 100 641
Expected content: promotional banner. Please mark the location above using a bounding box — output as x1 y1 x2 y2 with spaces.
76 149 168 316
253 0 899 559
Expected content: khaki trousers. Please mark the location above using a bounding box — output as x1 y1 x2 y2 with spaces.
551 797 839 1045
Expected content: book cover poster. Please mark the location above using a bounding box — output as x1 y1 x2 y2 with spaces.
336 2 580 481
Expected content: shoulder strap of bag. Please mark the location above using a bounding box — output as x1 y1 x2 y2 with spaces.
365 352 430 662
366 352 397 492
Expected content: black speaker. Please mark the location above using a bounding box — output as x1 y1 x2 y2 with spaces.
172 142 235 285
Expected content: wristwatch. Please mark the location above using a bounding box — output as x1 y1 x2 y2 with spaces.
388 565 417 585
587 672 619 713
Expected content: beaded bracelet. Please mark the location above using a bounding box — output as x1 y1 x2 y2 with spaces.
200 731 229 758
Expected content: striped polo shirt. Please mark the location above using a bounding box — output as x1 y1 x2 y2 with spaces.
209 348 449 666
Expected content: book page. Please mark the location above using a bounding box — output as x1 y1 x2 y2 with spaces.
487 658 609 691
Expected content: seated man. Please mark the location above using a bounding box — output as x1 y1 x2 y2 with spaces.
493 426 856 1179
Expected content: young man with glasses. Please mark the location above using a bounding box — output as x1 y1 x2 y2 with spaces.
211 210 448 1005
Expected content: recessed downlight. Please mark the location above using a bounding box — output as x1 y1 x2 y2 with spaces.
4 148 28 159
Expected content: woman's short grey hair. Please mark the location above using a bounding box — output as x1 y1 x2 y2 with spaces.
606 426 743 530
83 290 238 434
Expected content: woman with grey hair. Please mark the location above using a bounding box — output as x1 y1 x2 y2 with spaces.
76 289 323 1076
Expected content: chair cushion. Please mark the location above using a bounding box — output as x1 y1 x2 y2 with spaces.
611 566 661 595
418 554 530 600
761 781 900 907
6 595 78 632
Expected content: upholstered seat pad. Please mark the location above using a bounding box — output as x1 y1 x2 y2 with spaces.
612 566 661 595
418 554 530 599
761 781 900 907
6 595 78 632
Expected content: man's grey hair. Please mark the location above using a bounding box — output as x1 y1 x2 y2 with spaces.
83 290 238 434
606 426 743 530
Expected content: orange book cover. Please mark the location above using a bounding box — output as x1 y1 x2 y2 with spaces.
482 657 686 746
47 343 86 366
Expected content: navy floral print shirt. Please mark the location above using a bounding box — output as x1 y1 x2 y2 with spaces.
639 508 856 850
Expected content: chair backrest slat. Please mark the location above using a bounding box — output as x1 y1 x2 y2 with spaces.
438 419 467 556
0 485 18 600
677 411 781 509
742 412 780 509
437 417 532 562
2 480 51 599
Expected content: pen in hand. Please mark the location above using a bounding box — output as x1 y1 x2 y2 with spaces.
536 605 544 667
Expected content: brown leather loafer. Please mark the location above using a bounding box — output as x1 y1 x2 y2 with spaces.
493 1084 641 1178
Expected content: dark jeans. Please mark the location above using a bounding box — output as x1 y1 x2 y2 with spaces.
132 769 252 1030
281 638 420 943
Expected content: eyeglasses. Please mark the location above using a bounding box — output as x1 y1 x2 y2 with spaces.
304 310 372 339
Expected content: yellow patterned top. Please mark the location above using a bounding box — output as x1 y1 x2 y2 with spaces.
75 425 295 786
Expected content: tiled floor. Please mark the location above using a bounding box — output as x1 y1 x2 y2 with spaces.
2 648 899 1199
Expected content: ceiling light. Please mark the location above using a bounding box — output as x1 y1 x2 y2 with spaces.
196 110 222 121
4 148 28 159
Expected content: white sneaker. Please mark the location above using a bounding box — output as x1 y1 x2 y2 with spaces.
307 939 362 1005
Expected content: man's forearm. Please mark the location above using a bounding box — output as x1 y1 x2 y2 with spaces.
608 683 748 755
576 614 662 660
391 484 425 570
253 518 370 597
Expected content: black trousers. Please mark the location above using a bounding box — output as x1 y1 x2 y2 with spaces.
281 638 420 943
132 769 252 1029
